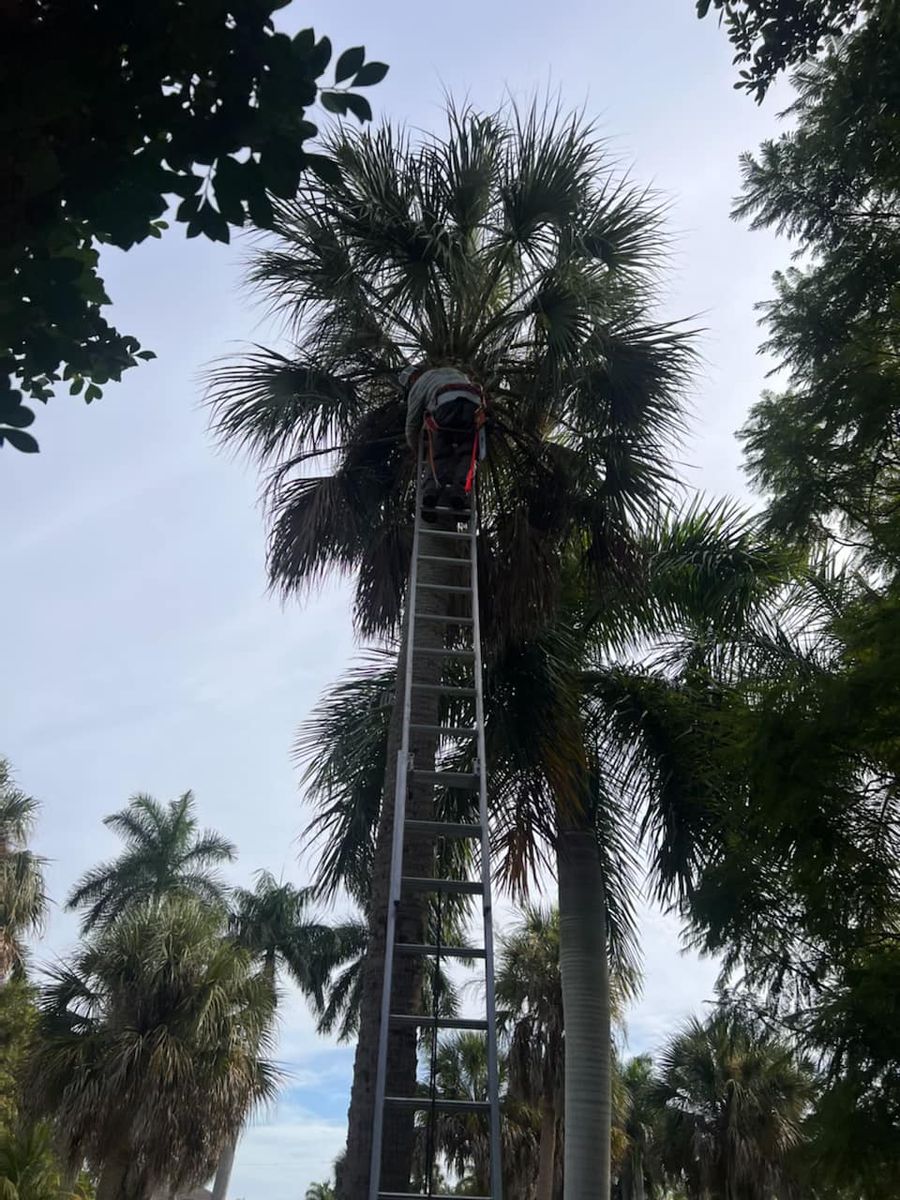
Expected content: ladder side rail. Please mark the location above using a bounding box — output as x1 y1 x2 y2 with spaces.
469 488 503 1200
368 434 427 1200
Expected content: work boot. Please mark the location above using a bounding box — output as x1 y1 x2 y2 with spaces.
446 483 467 511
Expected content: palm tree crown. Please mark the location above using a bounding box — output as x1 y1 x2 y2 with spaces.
655 1009 814 1200
209 101 695 643
66 791 235 934
29 896 278 1200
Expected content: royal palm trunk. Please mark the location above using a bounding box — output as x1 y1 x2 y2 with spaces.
338 552 456 1198
211 1139 236 1200
557 827 611 1200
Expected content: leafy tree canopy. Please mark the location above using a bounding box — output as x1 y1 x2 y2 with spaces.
1 0 388 453
696 0 869 99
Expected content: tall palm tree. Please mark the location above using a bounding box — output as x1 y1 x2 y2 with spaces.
616 1055 664 1200
66 792 235 934
654 1010 814 1200
0 759 46 982
297 500 792 1199
209 99 695 1199
28 896 278 1200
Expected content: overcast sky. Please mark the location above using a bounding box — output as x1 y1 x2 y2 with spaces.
1 1 794 1195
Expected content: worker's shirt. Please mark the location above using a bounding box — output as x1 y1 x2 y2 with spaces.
405 367 481 448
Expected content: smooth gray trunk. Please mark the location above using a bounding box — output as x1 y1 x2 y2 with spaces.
558 828 611 1200
211 1139 237 1200
338 548 454 1199
536 1092 558 1200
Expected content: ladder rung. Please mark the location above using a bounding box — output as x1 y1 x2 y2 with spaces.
409 723 476 738
413 611 474 625
384 1096 490 1113
401 877 483 895
412 645 475 659
419 527 471 539
419 554 470 567
411 770 479 789
430 505 471 515
411 683 476 697
405 819 482 839
416 581 472 594
395 943 486 959
390 1014 489 1031
379 1194 491 1200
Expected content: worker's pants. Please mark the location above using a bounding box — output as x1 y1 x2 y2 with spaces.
424 398 477 500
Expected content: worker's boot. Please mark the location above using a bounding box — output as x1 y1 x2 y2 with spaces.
446 483 467 512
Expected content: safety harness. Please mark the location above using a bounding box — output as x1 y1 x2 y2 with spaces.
423 382 486 494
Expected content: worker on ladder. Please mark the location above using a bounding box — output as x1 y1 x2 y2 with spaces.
400 364 485 521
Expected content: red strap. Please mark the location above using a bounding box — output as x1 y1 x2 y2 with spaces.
464 430 479 494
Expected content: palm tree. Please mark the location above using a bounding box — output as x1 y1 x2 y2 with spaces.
213 872 362 1200
209 99 695 1199
28 896 278 1200
0 759 46 982
229 869 341 999
654 1009 814 1200
616 1055 664 1200
496 906 563 1200
296 498 792 1199
66 792 235 934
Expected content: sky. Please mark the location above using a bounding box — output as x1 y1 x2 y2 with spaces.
1 1 795 1195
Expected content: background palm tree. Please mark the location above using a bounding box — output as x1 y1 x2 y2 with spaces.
654 1009 814 1200
65 791 235 934
0 760 46 982
615 1055 663 1200
496 906 564 1200
304 1183 336 1200
28 895 278 1200
209 98 695 1198
213 871 362 1200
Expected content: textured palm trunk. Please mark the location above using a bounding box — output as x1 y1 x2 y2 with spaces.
557 827 611 1200
96 1151 134 1200
536 1090 558 1200
338 548 453 1199
211 1138 236 1200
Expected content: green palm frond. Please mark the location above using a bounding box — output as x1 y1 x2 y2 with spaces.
66 791 235 934
0 760 47 979
207 100 698 640
30 896 279 1195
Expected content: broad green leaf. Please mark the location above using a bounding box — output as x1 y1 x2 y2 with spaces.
1 428 40 453
321 91 349 116
352 61 389 87
343 93 373 124
335 46 365 83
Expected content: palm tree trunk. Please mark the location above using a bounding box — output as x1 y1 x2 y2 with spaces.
339 550 451 1199
557 826 611 1200
212 1138 237 1200
632 1151 646 1200
96 1151 131 1200
536 1089 558 1200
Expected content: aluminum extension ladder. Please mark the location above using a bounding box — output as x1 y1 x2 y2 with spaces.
369 437 502 1200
